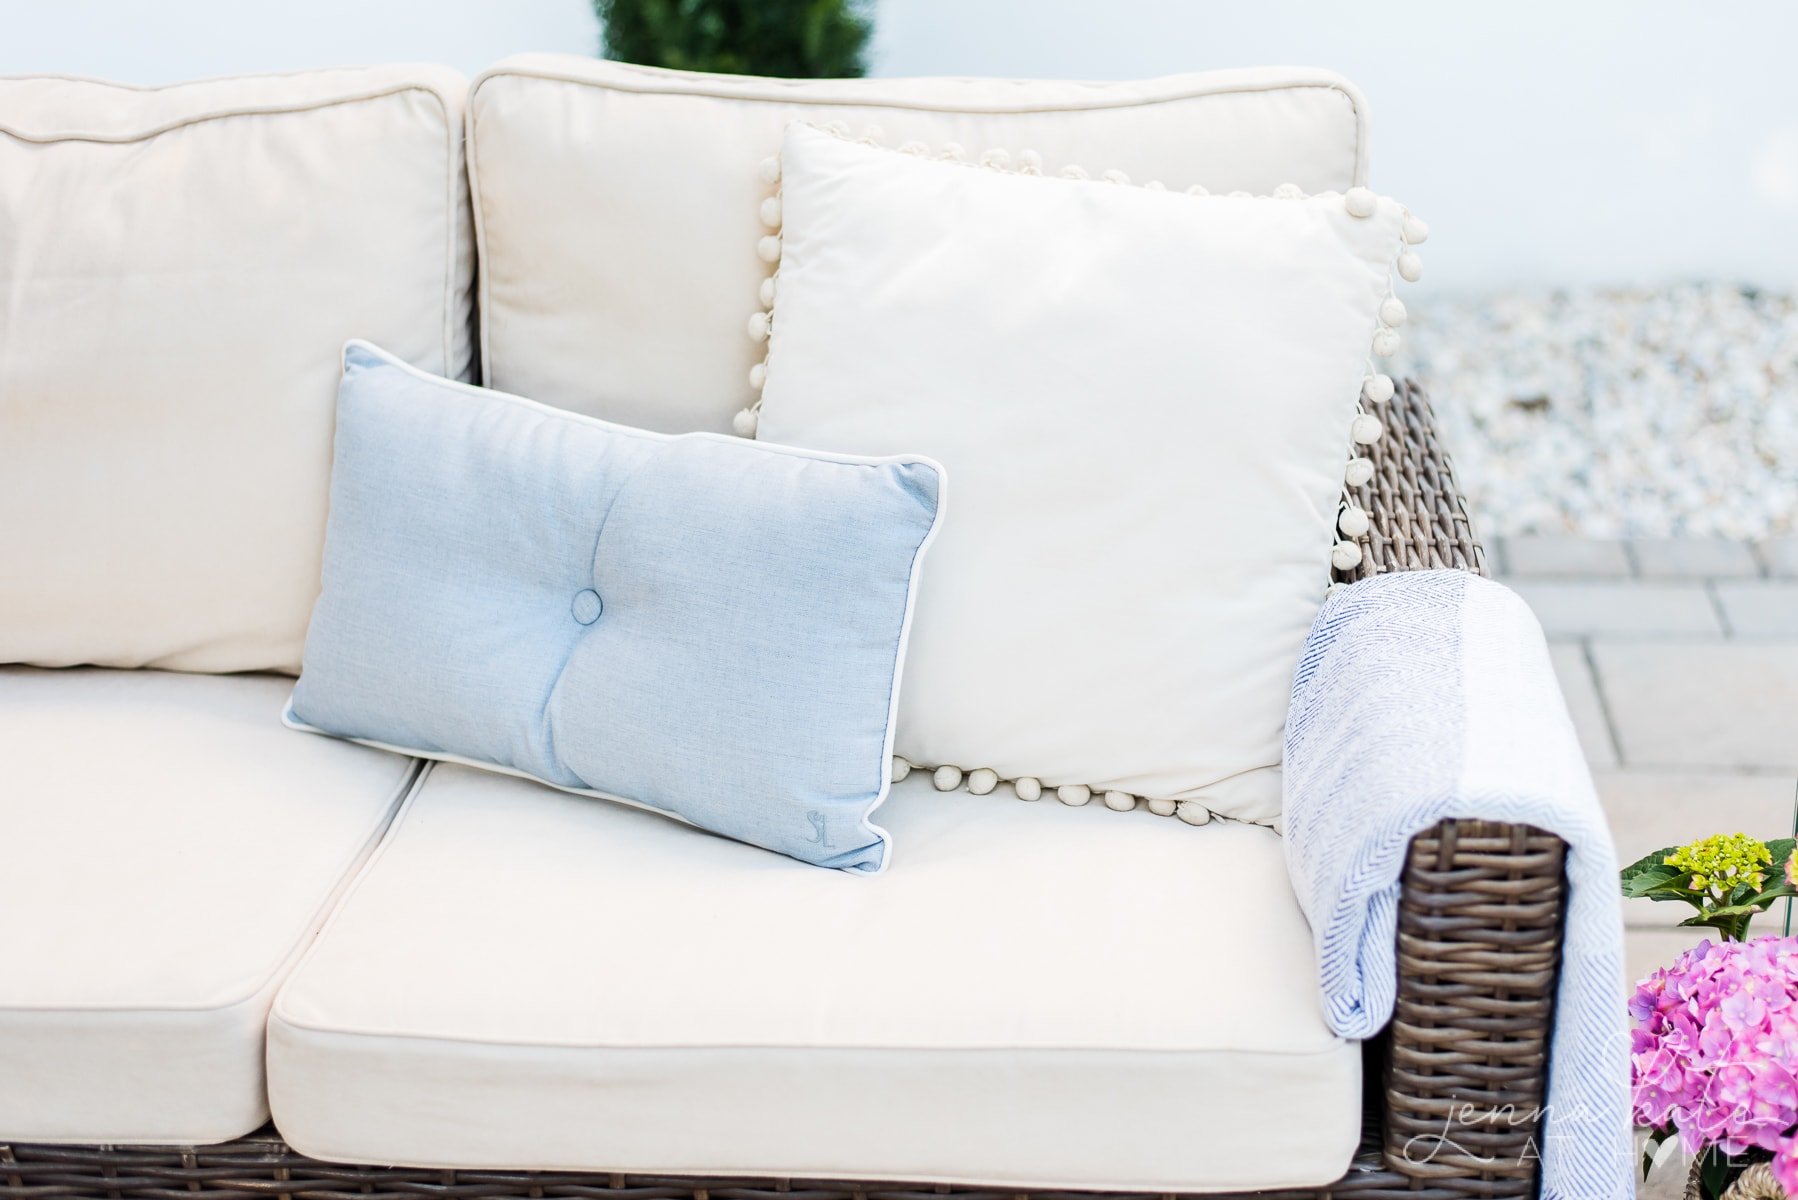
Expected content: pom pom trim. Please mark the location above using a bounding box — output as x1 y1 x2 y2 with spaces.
888 755 1231 825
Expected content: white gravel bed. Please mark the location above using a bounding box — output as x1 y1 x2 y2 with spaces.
1396 282 1798 539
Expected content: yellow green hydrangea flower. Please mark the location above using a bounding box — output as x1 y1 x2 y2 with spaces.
1666 833 1772 896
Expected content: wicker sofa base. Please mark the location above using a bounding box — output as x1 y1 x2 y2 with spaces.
0 1139 1544 1200
0 1132 1467 1200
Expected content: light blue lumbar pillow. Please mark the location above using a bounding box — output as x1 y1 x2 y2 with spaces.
286 341 944 872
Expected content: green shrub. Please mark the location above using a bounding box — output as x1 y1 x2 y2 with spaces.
596 0 874 78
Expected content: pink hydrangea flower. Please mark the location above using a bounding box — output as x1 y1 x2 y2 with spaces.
1629 937 1798 1158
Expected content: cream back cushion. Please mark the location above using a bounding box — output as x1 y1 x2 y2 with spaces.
0 66 475 674
468 55 1369 434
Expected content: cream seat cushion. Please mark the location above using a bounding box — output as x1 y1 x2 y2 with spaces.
267 765 1359 1192
0 66 476 674
0 667 419 1143
467 55 1369 434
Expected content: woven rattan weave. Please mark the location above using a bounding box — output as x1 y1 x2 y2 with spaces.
1 381 1567 1200
1334 379 1488 583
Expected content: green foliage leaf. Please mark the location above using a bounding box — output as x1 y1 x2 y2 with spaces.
1711 884 1796 919
1640 1127 1671 1182
1701 1144 1735 1200
1620 849 1689 898
1620 846 1676 880
1678 913 1728 929
1698 900 1774 920
1621 866 1693 900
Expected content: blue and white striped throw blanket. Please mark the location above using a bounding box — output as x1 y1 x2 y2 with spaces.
1283 569 1631 1200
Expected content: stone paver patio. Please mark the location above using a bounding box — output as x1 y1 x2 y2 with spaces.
1493 534 1798 971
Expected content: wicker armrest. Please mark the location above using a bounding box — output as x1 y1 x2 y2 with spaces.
1335 378 1488 582
1368 821 1566 1196
1328 379 1568 1200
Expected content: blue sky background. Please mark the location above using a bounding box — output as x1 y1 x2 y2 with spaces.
6 0 1797 295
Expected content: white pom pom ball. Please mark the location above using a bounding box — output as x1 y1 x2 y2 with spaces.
1351 413 1385 445
1371 329 1401 357
932 764 963 792
939 142 966 161
1402 214 1430 245
1345 456 1376 487
824 120 850 136
756 235 782 264
1344 187 1378 218
1101 168 1130 185
746 311 770 342
980 148 1011 169
1363 373 1396 404
1397 252 1424 283
731 407 759 437
1060 164 1089 180
1273 182 1304 199
758 156 781 184
891 756 911 782
1147 797 1178 817
1057 784 1092 807
1338 506 1371 538
967 768 999 795
758 277 776 308
1017 148 1043 174
898 141 929 156
1176 801 1212 826
747 362 767 390
1014 777 1042 802
1379 297 1408 327
1144 179 1166 191
1185 184 1209 196
1102 790 1136 812
759 196 782 228
1331 540 1364 571
860 124 885 144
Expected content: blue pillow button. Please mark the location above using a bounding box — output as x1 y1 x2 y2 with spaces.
571 588 603 625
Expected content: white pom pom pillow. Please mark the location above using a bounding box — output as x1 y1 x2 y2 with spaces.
747 122 1425 825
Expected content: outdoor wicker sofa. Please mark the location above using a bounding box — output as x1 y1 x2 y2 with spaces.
0 59 1583 1200
0 381 1566 1200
